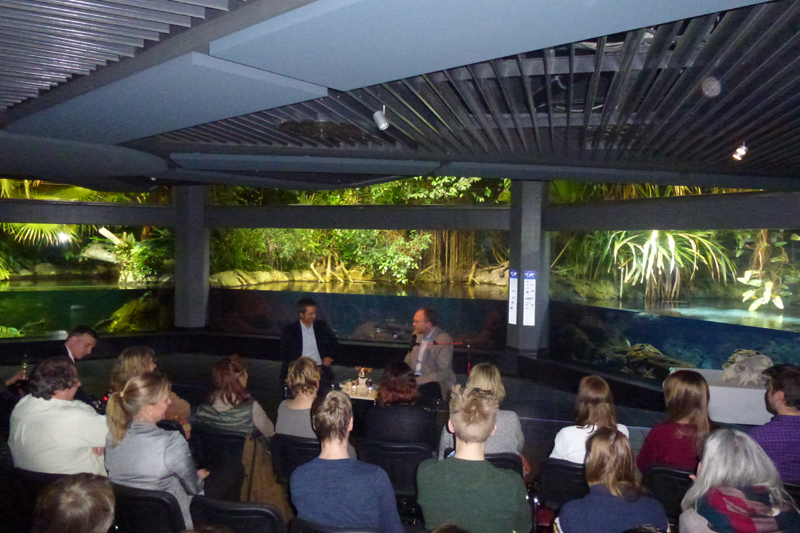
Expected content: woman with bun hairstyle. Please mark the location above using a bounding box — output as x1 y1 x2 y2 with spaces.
105 372 207 529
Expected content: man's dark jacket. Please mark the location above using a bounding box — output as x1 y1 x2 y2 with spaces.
279 320 338 380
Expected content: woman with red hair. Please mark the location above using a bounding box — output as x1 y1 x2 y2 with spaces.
364 362 437 449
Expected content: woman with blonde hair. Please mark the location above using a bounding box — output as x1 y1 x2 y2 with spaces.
105 372 208 529
438 362 524 459
109 346 191 430
556 428 668 533
550 375 628 463
680 429 799 533
637 370 711 473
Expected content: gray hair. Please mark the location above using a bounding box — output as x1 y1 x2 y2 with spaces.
681 429 794 511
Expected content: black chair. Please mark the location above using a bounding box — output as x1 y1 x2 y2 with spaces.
190 495 286 533
157 419 187 439
533 458 588 527
270 434 321 486
112 483 185 533
641 466 695 523
485 453 524 477
785 482 800 504
192 426 247 501
356 439 431 498
290 517 379 533
12 468 66 530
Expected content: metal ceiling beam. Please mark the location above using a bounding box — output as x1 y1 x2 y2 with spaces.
0 199 176 225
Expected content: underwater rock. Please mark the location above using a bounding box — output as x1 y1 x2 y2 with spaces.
101 293 172 333
721 350 773 386
625 343 695 377
577 314 614 342
16 269 33 277
33 263 59 276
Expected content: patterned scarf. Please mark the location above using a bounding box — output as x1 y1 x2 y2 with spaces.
696 486 800 533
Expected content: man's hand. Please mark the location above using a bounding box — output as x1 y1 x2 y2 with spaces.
92 447 105 456
197 469 210 480
5 370 26 386
322 357 333 367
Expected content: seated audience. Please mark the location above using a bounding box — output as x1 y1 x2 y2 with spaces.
196 356 275 438
31 473 114 533
290 390 403 533
556 428 668 533
364 361 437 448
60 325 99 406
550 375 628 463
276 357 356 459
110 345 192 432
105 372 208 529
749 364 800 484
638 370 711 473
9 357 107 475
680 429 800 533
1 369 26 401
438 362 524 459
417 387 531 533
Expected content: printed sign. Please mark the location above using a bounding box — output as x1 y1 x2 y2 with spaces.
523 270 536 326
508 270 518 325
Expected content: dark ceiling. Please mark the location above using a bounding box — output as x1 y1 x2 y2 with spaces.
2 0 799 191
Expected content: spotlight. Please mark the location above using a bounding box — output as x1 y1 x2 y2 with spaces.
58 232 70 243
732 143 748 161
373 105 389 130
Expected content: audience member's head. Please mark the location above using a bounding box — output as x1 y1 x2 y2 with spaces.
377 361 420 406
106 372 171 445
209 356 250 406
287 357 321 397
764 364 800 413
64 326 98 360
313 390 352 444
682 429 794 511
31 473 114 533
586 427 641 498
110 345 156 393
663 370 710 450
448 386 499 444
30 357 79 400
575 375 616 429
466 363 506 404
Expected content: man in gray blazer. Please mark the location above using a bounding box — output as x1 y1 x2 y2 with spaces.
405 308 457 400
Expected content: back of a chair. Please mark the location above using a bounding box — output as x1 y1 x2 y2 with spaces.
290 517 379 533
485 453 524 477
357 438 431 498
535 458 589 511
156 419 187 439
190 495 285 533
12 468 66 528
271 434 321 486
641 466 695 523
194 427 247 470
112 483 185 533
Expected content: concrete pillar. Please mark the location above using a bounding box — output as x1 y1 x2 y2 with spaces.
174 186 209 328
506 180 550 355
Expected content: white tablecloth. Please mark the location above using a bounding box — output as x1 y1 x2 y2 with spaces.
687 368 772 426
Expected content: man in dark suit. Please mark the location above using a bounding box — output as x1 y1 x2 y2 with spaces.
280 298 338 394
60 325 99 407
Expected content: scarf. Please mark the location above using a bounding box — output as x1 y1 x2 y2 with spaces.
696 486 800 533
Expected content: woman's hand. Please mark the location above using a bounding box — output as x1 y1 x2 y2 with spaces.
197 469 210 480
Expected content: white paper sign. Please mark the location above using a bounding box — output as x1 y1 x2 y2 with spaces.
508 270 518 325
523 271 536 326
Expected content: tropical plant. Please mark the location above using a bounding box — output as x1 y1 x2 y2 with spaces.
736 230 800 311
102 229 174 283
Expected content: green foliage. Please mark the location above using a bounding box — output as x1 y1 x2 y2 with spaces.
106 230 174 282
0 326 21 338
736 230 800 312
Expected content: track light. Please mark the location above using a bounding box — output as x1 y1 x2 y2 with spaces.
373 105 389 130
733 143 748 160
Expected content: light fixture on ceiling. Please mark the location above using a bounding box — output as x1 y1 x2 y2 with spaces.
733 143 748 160
373 105 389 130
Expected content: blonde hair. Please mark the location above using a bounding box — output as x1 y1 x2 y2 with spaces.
575 375 617 429
449 386 499 444
109 346 155 393
31 474 114 533
664 370 711 453
287 357 320 397
312 390 352 443
682 429 795 512
106 372 170 446
586 427 641 498
467 363 506 404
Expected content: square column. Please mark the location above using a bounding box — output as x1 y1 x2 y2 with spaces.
506 180 550 355
174 185 209 328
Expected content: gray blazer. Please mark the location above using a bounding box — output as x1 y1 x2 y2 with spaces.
404 327 457 398
105 422 203 529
